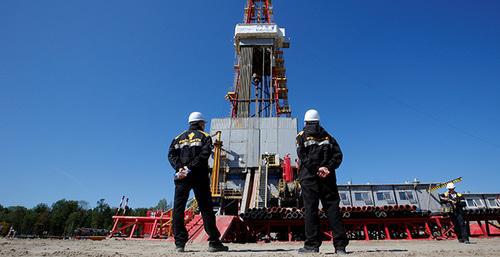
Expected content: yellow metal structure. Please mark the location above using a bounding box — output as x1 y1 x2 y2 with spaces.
211 131 223 197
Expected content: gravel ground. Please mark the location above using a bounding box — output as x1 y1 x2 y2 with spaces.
1 237 499 257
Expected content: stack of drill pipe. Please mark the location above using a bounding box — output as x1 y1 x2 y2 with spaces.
241 204 424 221
406 204 417 211
346 228 366 240
370 204 422 218
391 205 405 217
367 227 387 240
239 207 305 220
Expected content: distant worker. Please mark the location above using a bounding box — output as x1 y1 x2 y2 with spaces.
168 112 229 253
441 182 470 244
296 109 348 254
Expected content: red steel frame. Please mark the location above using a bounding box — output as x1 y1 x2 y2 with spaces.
109 209 195 240
109 209 499 241
245 0 271 24
242 215 500 242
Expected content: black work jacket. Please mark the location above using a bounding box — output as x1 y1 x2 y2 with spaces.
296 123 343 180
168 124 213 174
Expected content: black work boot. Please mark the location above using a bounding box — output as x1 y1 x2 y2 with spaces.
298 247 319 253
208 242 229 252
335 247 348 255
175 245 185 253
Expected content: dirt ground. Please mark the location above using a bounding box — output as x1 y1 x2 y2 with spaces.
1 237 499 257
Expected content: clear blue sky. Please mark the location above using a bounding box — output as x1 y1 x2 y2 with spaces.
1 0 499 208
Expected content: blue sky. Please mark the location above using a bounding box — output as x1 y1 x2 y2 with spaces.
1 0 499 208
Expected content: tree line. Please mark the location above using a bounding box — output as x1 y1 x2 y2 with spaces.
0 198 170 237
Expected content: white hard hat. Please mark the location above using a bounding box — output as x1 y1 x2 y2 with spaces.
446 182 455 190
304 109 320 122
188 112 205 123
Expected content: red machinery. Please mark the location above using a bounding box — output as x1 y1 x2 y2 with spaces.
109 210 177 240
282 154 293 183
239 206 500 242
109 208 245 242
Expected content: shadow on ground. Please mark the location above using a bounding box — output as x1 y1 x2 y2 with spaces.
324 249 408 255
230 248 294 253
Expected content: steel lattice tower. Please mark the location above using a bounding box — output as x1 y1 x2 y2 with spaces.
226 0 291 118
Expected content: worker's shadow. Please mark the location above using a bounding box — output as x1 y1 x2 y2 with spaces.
230 248 295 253
180 249 294 253
324 249 408 255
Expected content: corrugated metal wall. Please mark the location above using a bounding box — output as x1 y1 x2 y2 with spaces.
210 117 298 168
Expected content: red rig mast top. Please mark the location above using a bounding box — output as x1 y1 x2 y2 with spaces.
244 0 272 24
226 0 291 118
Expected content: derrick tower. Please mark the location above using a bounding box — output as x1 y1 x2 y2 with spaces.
227 0 291 118
210 0 298 215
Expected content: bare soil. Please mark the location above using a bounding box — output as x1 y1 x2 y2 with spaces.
1 237 499 257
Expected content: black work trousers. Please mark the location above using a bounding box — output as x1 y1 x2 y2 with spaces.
172 174 221 246
300 173 348 249
450 209 469 242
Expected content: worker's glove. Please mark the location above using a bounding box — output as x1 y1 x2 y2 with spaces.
317 167 330 178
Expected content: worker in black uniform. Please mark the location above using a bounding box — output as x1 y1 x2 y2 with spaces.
441 182 470 244
296 109 348 254
168 112 229 252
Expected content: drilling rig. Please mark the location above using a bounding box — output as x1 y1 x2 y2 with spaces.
109 1 500 242
209 0 299 215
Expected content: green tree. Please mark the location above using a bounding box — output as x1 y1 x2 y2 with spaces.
33 204 50 236
91 199 113 229
64 211 82 236
0 221 9 236
0 198 159 236
6 206 27 234
20 209 36 235
50 199 80 236
155 198 170 211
